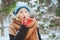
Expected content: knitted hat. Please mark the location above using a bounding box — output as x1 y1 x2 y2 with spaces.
13 2 30 15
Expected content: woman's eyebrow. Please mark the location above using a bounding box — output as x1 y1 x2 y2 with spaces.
20 10 23 12
25 9 28 12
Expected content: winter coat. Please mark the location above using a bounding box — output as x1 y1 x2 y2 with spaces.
8 18 41 40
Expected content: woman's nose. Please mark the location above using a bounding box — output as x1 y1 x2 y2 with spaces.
23 13 26 16
23 14 26 18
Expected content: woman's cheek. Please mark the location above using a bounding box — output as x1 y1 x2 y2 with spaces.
16 14 22 20
27 14 30 18
25 15 30 20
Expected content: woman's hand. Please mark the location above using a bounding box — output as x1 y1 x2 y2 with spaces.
12 16 23 25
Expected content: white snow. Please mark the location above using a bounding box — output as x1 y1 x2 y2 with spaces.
0 28 10 40
51 0 58 5
0 0 2 5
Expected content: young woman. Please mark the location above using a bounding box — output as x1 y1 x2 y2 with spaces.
8 2 42 40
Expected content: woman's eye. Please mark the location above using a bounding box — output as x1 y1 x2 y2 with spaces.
25 11 28 13
20 11 23 13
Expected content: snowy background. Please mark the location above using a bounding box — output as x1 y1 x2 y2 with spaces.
0 0 60 40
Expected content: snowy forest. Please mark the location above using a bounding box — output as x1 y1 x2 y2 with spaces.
0 0 60 40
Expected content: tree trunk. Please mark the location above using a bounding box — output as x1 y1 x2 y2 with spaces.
0 13 4 36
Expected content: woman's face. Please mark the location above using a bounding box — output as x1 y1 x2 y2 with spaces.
16 8 30 20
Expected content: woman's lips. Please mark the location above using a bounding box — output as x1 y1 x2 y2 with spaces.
23 16 25 18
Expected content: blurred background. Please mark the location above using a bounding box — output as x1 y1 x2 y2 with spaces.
0 0 60 40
